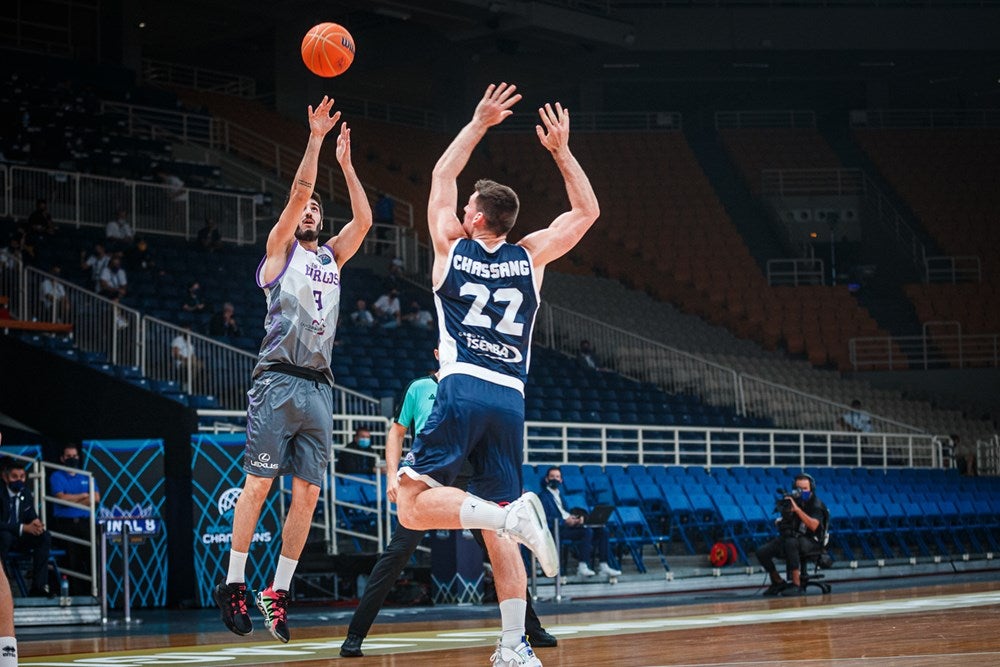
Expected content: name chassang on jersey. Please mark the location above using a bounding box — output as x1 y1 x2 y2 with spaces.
459 331 523 363
453 254 530 280
305 263 340 285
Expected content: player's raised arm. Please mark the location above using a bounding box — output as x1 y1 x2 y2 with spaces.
428 83 522 260
325 122 373 268
517 103 600 269
261 97 340 282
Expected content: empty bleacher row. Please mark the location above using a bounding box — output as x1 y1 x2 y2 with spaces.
332 463 1000 573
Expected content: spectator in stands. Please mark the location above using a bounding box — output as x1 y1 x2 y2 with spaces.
171 324 203 384
98 254 128 300
0 458 52 597
386 255 404 288
0 237 23 270
105 208 134 249
577 339 605 372
373 287 401 329
26 198 56 238
196 217 222 252
125 236 157 273
953 434 977 477
40 264 70 323
80 242 109 291
373 192 395 254
48 444 100 596
337 426 374 475
840 399 873 433
209 302 242 339
156 168 188 227
182 281 207 315
374 192 395 225
349 299 375 328
538 466 620 578
402 300 433 330
755 473 827 597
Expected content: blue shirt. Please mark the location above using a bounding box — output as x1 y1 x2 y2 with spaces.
49 470 99 519
435 238 539 394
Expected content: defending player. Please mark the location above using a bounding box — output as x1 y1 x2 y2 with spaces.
396 83 599 666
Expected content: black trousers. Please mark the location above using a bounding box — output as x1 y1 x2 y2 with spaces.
756 534 822 576
51 516 92 595
0 528 52 593
347 526 545 638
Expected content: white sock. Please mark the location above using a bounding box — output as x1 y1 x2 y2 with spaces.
0 636 16 667
272 555 298 592
499 598 526 648
459 495 507 531
226 549 248 585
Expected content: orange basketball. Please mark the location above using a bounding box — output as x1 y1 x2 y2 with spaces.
301 23 355 77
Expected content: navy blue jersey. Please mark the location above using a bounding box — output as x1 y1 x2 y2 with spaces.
435 238 539 394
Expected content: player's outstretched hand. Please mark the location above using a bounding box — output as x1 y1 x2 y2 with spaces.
473 82 522 127
335 122 352 168
535 102 569 154
308 95 341 137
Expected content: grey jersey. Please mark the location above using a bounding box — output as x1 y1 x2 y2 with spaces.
252 241 341 384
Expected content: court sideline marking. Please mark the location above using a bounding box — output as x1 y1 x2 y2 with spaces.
21 590 1000 665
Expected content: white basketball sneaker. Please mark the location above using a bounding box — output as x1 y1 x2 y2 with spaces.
500 492 559 577
490 638 543 667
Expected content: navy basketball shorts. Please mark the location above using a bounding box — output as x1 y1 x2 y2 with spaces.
244 370 333 487
401 374 524 503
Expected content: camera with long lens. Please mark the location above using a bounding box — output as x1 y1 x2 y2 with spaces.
774 487 803 513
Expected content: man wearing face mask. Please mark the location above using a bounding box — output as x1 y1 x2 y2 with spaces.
0 458 52 596
538 467 620 578
49 445 101 596
337 426 375 476
755 473 827 597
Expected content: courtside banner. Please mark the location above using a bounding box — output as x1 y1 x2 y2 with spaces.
84 438 167 608
191 434 283 607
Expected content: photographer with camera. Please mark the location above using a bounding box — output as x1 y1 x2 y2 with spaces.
756 473 827 597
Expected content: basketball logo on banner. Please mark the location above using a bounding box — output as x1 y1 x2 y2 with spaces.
191 434 283 607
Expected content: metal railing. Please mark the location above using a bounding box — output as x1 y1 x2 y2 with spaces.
738 374 924 434
715 110 816 129
497 111 682 132
142 59 257 98
5 164 258 245
766 258 825 286
858 170 929 276
978 435 1000 476
24 266 141 366
925 255 981 284
539 304 742 411
141 316 256 408
101 101 416 229
850 108 1000 129
849 332 1000 370
536 302 924 434
0 255 23 318
5 452 99 598
524 422 945 470
760 168 864 196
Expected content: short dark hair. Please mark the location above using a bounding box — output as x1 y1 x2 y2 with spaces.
794 473 815 492
0 457 25 474
545 466 561 478
474 179 519 235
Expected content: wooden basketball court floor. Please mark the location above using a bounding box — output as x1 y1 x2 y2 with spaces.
16 575 1000 666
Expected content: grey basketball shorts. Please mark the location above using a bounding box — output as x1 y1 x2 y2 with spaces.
244 370 333 487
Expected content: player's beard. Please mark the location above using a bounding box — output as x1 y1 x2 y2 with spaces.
295 227 319 242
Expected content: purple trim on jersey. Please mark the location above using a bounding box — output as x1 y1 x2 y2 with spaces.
256 241 299 290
